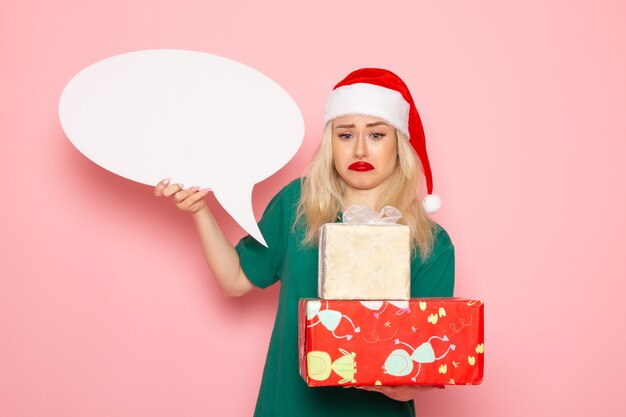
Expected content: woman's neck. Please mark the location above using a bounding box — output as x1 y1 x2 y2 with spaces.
341 185 383 211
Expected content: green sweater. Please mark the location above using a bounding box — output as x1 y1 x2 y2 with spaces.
235 178 455 417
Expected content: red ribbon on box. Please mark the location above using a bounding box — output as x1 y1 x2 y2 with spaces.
298 298 484 386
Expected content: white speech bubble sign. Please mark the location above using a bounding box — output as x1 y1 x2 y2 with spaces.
58 49 305 247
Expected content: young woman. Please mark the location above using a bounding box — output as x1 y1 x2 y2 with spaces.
154 68 455 417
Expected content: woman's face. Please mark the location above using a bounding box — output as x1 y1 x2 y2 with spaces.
332 114 398 191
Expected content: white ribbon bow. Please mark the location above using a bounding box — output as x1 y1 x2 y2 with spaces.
342 205 402 224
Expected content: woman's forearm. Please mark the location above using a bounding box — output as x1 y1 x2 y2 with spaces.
191 207 254 297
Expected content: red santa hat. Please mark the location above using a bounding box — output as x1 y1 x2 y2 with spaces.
324 68 441 214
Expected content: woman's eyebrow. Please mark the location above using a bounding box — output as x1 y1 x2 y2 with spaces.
334 121 389 129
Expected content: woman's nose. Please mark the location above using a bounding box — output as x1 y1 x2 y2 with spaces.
353 135 368 159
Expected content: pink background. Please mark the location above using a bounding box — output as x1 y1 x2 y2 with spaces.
1 1 625 416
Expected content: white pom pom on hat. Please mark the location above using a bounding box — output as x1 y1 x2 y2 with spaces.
324 68 442 213
423 194 442 214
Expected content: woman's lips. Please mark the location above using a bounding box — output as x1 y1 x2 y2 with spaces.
348 161 375 172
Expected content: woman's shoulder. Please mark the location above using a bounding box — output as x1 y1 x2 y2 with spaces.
271 177 303 204
281 177 303 196
431 222 454 254
410 222 454 272
262 177 303 215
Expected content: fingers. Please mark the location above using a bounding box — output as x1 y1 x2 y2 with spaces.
163 183 185 198
354 386 398 399
154 178 190 198
154 178 187 198
153 178 171 196
177 187 210 210
154 178 211 213
355 385 444 394
354 386 384 392
172 188 191 203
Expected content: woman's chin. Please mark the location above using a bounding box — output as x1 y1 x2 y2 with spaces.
343 176 382 191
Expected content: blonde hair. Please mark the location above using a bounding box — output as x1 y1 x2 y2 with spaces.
295 123 436 260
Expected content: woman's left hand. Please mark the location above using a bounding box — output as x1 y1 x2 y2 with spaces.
353 384 445 401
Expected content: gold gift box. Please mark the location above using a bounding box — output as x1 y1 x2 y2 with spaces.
318 223 410 300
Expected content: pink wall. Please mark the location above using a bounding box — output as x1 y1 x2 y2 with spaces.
1 1 625 416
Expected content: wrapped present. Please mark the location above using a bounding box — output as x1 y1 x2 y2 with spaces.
318 206 410 300
298 298 484 386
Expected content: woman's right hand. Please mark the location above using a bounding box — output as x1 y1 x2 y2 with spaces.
153 178 211 214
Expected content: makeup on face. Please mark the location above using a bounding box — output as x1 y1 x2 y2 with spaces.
331 115 398 195
348 161 375 171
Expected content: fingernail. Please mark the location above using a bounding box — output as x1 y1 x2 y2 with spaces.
191 186 199 192
200 188 212 193
162 178 171 184
178 184 184 189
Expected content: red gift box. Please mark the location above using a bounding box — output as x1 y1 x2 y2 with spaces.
298 298 484 386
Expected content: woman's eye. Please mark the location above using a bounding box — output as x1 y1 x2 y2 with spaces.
338 133 352 140
370 132 386 140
